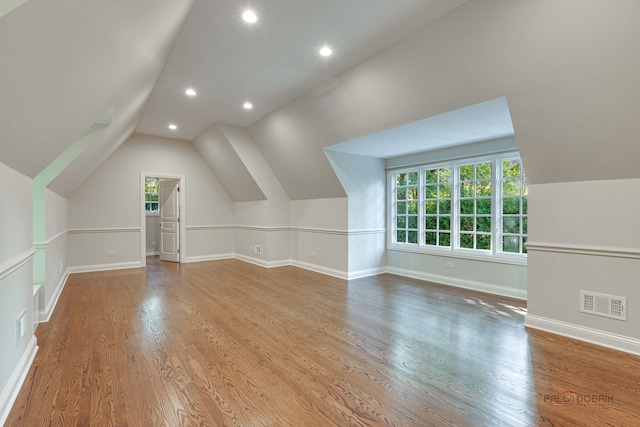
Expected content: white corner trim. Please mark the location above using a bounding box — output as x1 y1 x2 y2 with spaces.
526 241 640 259
33 229 68 250
181 225 383 236
68 227 141 234
186 225 235 231
291 260 348 280
37 269 70 323
0 249 36 281
235 225 291 233
386 266 527 300
67 261 143 274
347 229 386 236
294 227 348 235
185 253 234 263
524 314 640 356
0 336 38 427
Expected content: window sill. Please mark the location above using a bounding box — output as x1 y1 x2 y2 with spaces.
145 212 160 217
387 244 527 266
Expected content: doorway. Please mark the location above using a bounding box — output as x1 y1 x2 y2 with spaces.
140 173 186 267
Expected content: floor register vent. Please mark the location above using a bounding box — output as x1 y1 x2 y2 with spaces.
580 291 627 321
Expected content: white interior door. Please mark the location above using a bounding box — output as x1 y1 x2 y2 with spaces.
159 179 180 262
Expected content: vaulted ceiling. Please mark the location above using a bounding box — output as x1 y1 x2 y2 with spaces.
2 0 640 201
0 0 465 197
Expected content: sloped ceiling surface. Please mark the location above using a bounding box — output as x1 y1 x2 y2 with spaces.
248 0 640 197
0 0 194 187
135 0 466 141
4 0 639 203
193 124 266 203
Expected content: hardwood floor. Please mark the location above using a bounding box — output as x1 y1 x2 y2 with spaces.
6 258 640 426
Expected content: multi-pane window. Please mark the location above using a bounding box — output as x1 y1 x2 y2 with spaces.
394 171 419 244
389 153 527 260
501 158 528 254
145 177 159 213
424 167 451 247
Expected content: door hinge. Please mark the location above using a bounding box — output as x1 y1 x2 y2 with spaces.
178 248 181 254
177 217 181 223
177 187 180 192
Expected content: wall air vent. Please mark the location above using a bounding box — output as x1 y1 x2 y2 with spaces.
580 291 627 321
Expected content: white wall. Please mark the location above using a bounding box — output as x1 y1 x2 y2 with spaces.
290 198 348 277
387 251 526 300
526 179 640 353
0 162 37 425
38 189 69 321
68 134 235 269
325 150 387 278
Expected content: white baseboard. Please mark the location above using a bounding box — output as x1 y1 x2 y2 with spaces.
234 253 271 268
145 251 159 256
524 314 640 356
234 254 293 269
386 266 527 300
185 253 234 263
265 259 292 268
291 260 348 280
348 266 387 280
67 261 143 274
37 269 70 323
0 336 38 427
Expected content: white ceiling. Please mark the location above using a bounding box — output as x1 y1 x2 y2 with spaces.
135 0 467 141
325 97 515 158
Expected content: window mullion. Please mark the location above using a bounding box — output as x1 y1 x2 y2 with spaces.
493 159 499 256
452 163 459 250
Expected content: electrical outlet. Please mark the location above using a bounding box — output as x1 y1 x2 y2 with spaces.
107 251 116 256
255 244 262 255
446 261 454 268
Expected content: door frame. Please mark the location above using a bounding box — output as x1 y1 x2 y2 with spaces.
140 172 186 266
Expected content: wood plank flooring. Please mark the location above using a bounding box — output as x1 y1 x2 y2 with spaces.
6 258 640 426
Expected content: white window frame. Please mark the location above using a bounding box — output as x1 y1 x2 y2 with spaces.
387 152 527 266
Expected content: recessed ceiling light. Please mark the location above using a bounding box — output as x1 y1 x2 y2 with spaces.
243 102 253 110
242 10 257 23
319 46 332 57
169 124 177 130
185 88 196 96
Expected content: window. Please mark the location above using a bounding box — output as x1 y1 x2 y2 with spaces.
459 161 492 251
388 153 527 261
145 177 159 213
395 171 419 244
424 167 451 247
500 158 528 254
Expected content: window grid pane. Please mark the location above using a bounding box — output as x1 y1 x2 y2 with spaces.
458 162 492 251
424 167 451 247
500 159 527 254
394 171 419 244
